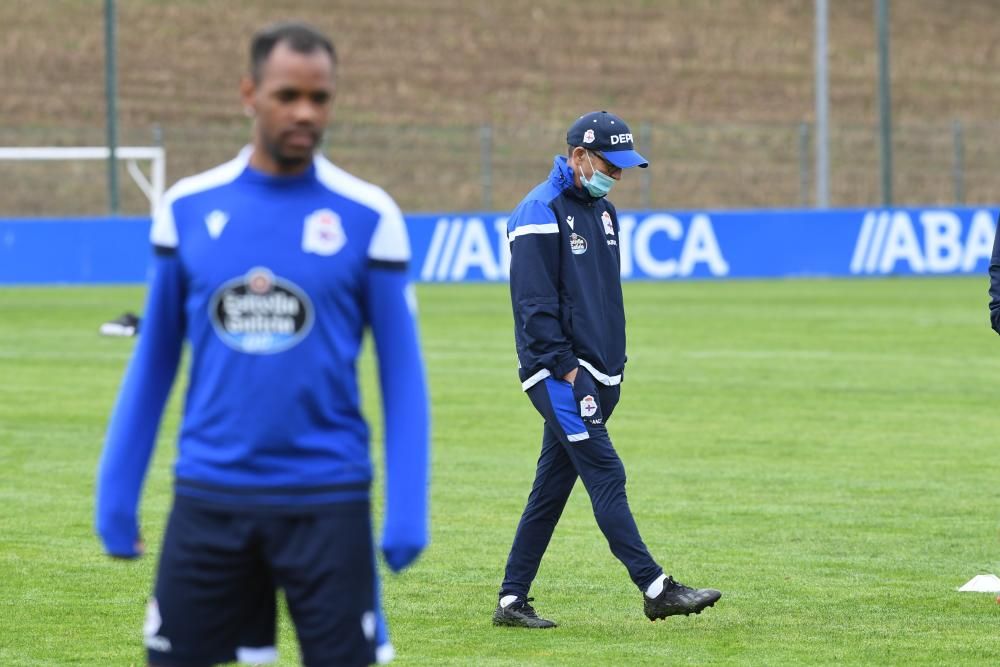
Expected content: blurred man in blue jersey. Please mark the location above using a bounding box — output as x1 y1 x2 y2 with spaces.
493 111 721 628
95 22 429 667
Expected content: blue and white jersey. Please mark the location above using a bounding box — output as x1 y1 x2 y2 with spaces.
96 148 429 568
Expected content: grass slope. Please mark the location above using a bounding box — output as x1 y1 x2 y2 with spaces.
1 277 999 665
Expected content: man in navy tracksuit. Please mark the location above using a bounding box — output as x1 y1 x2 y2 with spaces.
493 111 721 628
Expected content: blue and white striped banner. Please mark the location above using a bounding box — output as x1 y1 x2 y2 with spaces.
0 207 996 284
409 207 998 282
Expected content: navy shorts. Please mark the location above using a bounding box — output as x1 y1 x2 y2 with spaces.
145 495 376 667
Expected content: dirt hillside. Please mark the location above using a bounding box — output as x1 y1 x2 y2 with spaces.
2 0 998 213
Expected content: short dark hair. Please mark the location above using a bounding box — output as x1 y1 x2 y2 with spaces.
250 21 337 83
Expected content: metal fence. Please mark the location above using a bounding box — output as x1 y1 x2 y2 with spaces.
1 118 998 217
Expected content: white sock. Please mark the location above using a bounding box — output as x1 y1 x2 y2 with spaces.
499 594 519 608
375 642 396 664
645 574 667 598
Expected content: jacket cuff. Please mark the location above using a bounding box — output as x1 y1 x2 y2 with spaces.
550 354 579 382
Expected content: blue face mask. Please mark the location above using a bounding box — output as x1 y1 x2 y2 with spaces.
580 151 616 198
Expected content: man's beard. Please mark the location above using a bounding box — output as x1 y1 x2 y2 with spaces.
262 129 323 171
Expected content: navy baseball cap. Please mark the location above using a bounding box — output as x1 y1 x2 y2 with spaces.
566 110 649 169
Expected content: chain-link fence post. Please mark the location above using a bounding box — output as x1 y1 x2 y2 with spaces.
104 0 120 215
952 119 965 205
799 122 811 207
640 122 652 208
480 124 493 211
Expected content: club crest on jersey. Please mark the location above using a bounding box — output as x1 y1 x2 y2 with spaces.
302 208 346 256
569 232 588 255
602 210 615 236
209 267 314 354
580 395 598 418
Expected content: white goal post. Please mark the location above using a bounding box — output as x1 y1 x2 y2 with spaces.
0 146 166 216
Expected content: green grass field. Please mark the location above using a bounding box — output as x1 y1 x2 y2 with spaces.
2 277 1000 665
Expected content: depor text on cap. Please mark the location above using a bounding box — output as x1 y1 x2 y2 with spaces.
566 110 649 169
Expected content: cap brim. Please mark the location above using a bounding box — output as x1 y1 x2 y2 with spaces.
603 149 648 169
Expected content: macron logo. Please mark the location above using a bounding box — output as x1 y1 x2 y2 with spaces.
205 210 229 239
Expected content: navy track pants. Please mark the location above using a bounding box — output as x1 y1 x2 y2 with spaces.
499 369 662 599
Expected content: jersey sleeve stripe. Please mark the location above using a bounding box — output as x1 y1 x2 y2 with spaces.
507 223 559 241
314 157 411 263
150 147 250 249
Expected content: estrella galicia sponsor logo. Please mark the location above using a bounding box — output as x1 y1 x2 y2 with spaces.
570 232 588 255
209 267 314 354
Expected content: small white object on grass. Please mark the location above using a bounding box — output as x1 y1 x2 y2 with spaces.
957 574 1000 592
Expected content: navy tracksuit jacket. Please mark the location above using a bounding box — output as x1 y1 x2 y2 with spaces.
500 156 662 597
508 155 627 392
